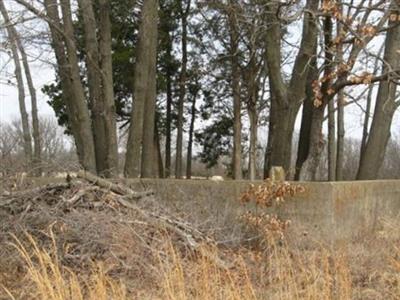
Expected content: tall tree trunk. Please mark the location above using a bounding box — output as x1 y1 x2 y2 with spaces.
20 45 41 175
263 0 318 177
141 0 158 178
263 102 273 179
359 45 384 161
336 90 344 180
265 103 299 175
360 84 374 156
78 0 119 177
335 4 344 181
228 0 242 180
60 0 97 172
357 8 400 179
175 0 191 179
326 12 336 181
186 90 198 179
42 0 96 173
154 119 164 178
43 0 80 166
0 0 33 166
298 105 326 181
0 0 32 165
299 13 334 181
246 60 259 181
78 0 107 175
248 102 258 180
1 0 41 174
125 0 158 177
328 94 336 181
295 55 318 180
165 33 173 178
98 0 119 177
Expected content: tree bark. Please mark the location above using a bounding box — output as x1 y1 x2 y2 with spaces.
20 45 41 175
154 119 164 178
43 0 83 167
78 0 107 175
165 33 173 178
125 0 158 178
98 0 119 177
141 0 158 178
263 0 318 177
0 0 33 166
325 12 336 181
360 84 374 156
248 102 258 180
299 13 334 181
228 0 242 180
335 4 344 181
0 0 32 166
60 0 97 173
175 0 191 179
298 106 326 181
78 0 119 177
357 6 400 180
359 45 384 163
186 89 198 179
328 92 336 181
336 90 344 181
1 0 42 174
294 55 318 180
245 57 259 181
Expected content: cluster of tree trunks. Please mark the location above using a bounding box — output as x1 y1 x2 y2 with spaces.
264 0 319 178
357 6 400 179
125 0 159 178
5 0 399 181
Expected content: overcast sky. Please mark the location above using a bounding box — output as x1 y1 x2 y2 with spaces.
0 56 56 123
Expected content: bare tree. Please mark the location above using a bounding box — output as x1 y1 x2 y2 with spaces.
298 0 395 180
0 0 41 174
0 0 32 166
0 118 78 175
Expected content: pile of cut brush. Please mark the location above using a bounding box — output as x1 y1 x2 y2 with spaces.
0 171 229 294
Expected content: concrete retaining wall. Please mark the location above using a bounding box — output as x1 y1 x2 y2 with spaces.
123 179 400 241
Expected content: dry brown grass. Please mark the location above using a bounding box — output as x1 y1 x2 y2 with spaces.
2 232 127 300
1 219 399 300
0 179 399 299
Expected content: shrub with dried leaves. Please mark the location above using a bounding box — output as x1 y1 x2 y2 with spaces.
239 179 305 242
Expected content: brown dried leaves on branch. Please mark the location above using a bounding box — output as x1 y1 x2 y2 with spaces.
240 179 305 241
240 179 305 207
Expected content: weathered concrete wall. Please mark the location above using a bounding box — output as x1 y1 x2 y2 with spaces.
123 179 400 241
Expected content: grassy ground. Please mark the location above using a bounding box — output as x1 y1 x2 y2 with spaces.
0 178 399 299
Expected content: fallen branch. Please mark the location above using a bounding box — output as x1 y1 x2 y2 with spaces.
1 172 232 270
114 193 232 270
64 186 99 205
77 171 154 199
0 183 71 203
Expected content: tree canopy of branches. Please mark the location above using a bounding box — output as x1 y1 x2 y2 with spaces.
1 0 399 180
